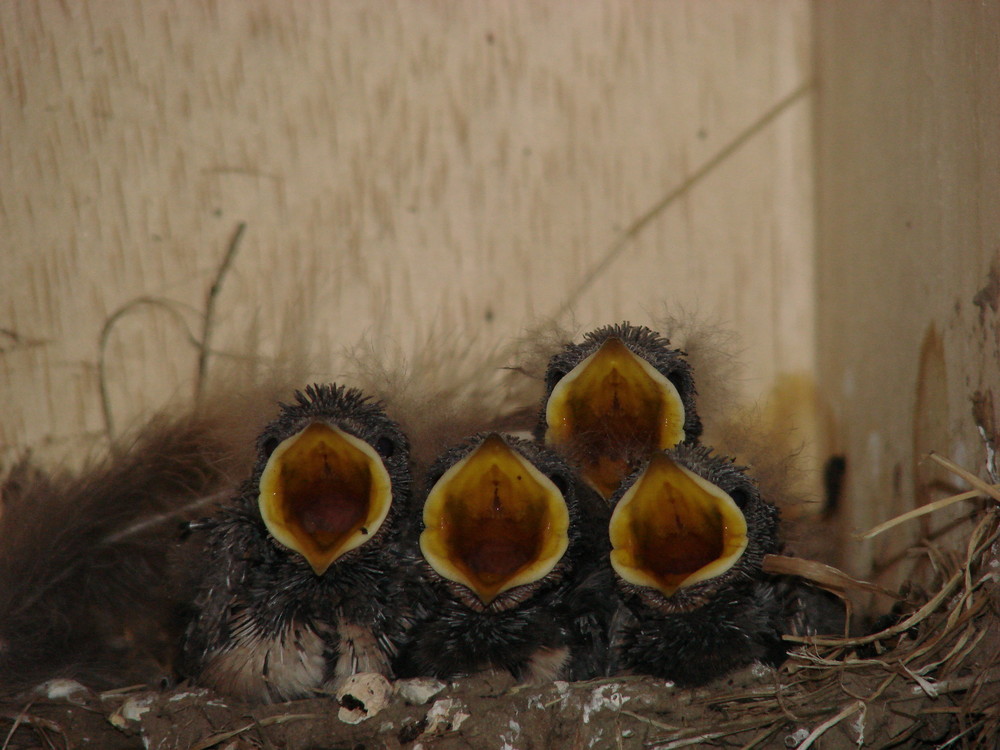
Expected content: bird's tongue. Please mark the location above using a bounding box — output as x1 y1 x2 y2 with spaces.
295 487 369 543
461 533 536 587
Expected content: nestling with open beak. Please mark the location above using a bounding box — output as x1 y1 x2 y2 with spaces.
607 443 784 686
396 432 611 681
537 323 702 499
180 384 413 703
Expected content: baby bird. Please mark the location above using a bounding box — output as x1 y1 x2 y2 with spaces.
607 443 785 686
536 323 701 499
397 433 610 682
180 384 413 703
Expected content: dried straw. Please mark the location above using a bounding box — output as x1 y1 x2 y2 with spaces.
634 450 1000 749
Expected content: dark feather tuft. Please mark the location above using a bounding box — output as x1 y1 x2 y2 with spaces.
0 414 239 693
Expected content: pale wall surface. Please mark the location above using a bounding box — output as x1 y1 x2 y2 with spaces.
1 1 815 468
815 2 1000 578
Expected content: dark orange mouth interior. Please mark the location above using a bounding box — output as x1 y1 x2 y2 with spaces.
609 453 748 596
276 426 373 549
259 421 391 574
546 337 685 497
421 434 570 603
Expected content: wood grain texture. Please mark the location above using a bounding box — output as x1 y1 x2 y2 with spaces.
815 1 1000 578
1 2 813 469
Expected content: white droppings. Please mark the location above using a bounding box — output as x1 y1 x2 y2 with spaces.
424 698 470 734
39 679 89 702
396 677 446 705
499 717 522 750
750 662 773 679
979 425 999 483
785 727 809 747
122 697 153 721
582 684 628 724
108 696 153 728
167 690 208 703
851 702 867 747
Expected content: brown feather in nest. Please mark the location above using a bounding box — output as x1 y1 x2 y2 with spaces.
0 374 300 694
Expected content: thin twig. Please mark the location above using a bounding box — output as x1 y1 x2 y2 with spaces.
189 712 324 750
619 709 680 732
795 701 863 750
763 554 903 600
856 489 987 540
929 452 1000 503
100 489 230 543
552 81 813 320
195 222 247 404
0 706 70 750
786 566 963 647
98 297 202 441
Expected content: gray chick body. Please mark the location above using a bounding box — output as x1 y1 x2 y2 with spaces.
181 384 413 703
397 433 611 682
608 443 784 686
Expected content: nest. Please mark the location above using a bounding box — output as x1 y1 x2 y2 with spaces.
1 455 996 750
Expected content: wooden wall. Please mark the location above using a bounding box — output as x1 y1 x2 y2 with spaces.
814 2 1000 579
1 2 815 472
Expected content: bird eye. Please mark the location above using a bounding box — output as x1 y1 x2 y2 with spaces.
260 435 281 459
545 367 570 392
549 473 571 496
667 370 688 394
374 435 397 458
729 487 752 508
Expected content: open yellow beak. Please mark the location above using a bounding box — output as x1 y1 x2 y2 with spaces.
609 453 748 597
419 435 570 605
544 337 686 498
258 422 393 575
